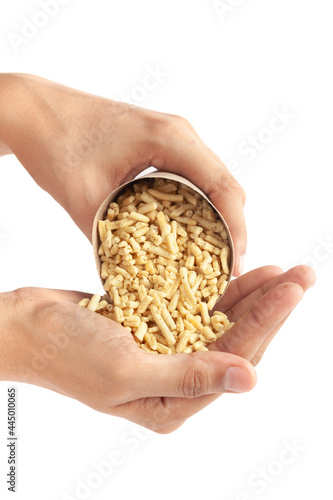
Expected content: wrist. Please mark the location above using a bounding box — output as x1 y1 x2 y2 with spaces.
0 289 37 384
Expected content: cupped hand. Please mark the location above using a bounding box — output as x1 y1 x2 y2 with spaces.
0 73 246 275
0 265 314 433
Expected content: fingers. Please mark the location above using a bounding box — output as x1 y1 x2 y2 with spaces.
203 170 247 277
225 265 315 322
152 115 247 275
215 265 283 313
203 172 247 277
131 350 257 400
250 313 292 366
212 282 304 360
249 268 315 365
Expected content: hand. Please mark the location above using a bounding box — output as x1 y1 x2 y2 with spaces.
0 265 314 433
0 73 246 275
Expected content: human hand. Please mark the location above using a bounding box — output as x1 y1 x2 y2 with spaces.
0 73 246 275
0 265 314 433
0 286 256 433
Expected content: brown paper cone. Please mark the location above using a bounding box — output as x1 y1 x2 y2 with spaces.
92 171 234 306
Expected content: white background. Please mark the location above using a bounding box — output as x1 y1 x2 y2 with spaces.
0 1 332 499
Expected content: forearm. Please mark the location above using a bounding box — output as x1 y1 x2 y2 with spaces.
0 73 62 177
0 73 82 223
0 73 37 158
0 73 113 230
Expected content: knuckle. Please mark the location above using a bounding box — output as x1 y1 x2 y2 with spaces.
167 113 192 129
10 288 67 326
217 331 238 354
149 399 169 427
148 399 185 433
133 398 173 433
218 324 249 353
11 287 49 319
180 361 210 398
147 112 170 133
251 351 264 367
239 185 246 205
133 109 170 142
155 113 194 139
223 176 245 200
204 174 245 203
34 301 74 334
249 304 266 328
152 420 184 434
12 286 35 297
12 286 42 301
143 110 200 156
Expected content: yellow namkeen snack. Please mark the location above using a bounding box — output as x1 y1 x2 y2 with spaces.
79 178 234 354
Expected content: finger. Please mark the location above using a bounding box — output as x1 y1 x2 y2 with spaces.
203 171 247 277
131 350 257 399
215 265 283 313
225 265 315 322
212 282 304 360
250 279 315 366
250 312 292 366
152 118 247 275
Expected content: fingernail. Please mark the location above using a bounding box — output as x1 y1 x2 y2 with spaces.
223 367 252 393
239 255 245 275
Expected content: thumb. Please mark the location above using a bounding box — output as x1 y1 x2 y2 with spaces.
135 351 257 399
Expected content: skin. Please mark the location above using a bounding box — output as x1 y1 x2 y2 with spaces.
0 74 316 433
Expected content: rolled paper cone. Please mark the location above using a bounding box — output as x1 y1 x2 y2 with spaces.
92 171 234 307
